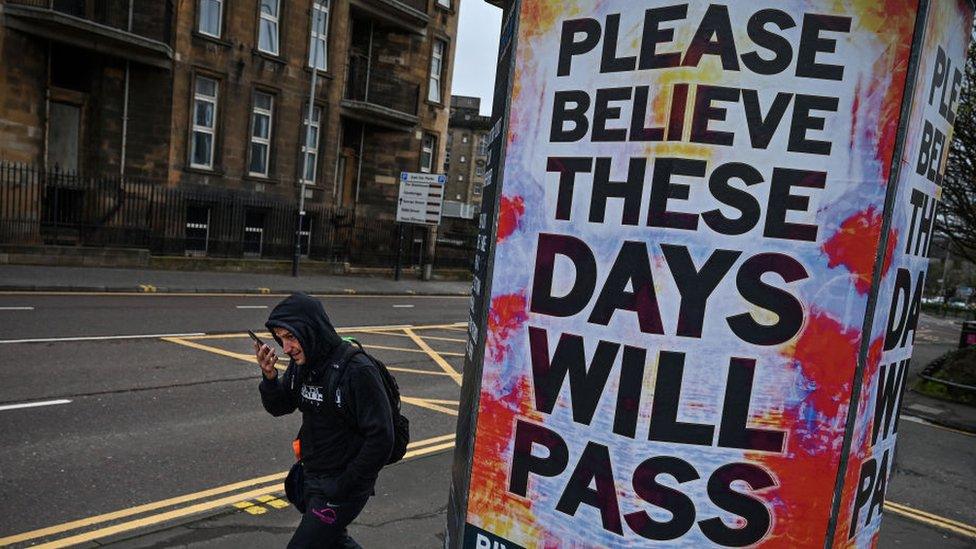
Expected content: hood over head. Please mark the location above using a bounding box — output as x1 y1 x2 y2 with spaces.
265 293 342 367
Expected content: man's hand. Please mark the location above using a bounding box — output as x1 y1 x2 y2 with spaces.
255 342 279 381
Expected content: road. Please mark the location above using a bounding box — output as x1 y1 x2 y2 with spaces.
0 294 972 547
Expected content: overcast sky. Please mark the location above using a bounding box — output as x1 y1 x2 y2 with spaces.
451 0 503 116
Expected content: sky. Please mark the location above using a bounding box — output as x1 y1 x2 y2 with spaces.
450 0 503 116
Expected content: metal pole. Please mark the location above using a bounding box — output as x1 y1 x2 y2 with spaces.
294 1 321 277
394 222 403 281
939 248 951 315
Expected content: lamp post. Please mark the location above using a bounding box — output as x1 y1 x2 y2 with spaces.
293 2 322 277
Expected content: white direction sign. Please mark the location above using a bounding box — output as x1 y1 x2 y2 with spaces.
396 172 445 225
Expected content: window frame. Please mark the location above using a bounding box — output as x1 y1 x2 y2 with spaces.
248 90 275 177
301 105 323 184
427 39 446 104
436 0 452 10
189 75 219 170
307 0 331 71
420 133 437 174
197 0 224 38
257 0 281 56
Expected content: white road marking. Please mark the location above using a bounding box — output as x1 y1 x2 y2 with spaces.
0 306 34 310
0 399 71 412
0 332 207 344
392 304 415 308
908 403 944 415
901 415 932 426
235 306 268 309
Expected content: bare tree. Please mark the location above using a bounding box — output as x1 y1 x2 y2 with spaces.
939 40 976 264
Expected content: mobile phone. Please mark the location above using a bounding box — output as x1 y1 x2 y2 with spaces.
247 330 265 347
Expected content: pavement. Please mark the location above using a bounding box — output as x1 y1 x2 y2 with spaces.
899 312 976 434
0 264 471 295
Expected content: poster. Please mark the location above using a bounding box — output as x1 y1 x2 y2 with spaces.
452 1 974 548
835 0 974 546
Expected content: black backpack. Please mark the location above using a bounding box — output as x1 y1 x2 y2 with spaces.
328 339 410 464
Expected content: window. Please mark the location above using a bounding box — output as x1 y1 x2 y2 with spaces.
428 39 445 103
462 134 468 143
421 133 436 173
258 0 280 55
437 0 451 9
460 155 466 163
458 174 463 181
301 106 322 183
198 0 223 37
190 76 218 169
308 0 330 70
477 135 487 155
473 183 482 196
249 91 274 176
475 166 484 177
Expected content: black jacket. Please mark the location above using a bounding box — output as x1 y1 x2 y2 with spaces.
259 293 394 499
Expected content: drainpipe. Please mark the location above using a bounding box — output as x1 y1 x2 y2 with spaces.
354 127 364 205
119 0 134 176
44 41 51 171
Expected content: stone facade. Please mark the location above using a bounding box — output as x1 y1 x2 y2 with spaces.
0 0 174 179
168 0 459 217
0 0 459 216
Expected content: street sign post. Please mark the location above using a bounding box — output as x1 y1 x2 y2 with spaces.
394 172 445 280
446 1 976 548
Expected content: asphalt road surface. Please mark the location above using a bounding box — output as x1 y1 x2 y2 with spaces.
0 294 972 548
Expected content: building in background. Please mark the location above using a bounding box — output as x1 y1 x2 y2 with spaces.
0 0 462 263
442 94 488 219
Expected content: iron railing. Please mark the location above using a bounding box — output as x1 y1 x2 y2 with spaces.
0 162 476 269
5 0 174 45
345 54 420 117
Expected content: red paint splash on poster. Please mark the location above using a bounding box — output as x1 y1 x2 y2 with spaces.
750 310 862 547
497 195 526 243
467 375 538 537
823 207 895 294
487 292 529 362
832 335 886 547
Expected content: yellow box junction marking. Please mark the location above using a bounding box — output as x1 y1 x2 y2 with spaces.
402 327 463 385
401 397 459 416
161 322 467 380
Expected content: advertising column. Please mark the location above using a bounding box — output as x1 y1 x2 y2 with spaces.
447 1 974 548
834 1 975 546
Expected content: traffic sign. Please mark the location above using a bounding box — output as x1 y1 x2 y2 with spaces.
396 172 445 225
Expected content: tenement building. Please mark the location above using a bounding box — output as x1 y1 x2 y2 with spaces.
443 95 488 219
0 0 459 259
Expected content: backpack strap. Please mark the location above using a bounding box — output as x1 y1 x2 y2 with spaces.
326 342 366 421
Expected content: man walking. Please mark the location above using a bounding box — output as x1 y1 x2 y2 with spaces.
255 292 394 548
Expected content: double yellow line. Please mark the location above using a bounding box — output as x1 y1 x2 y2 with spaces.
886 500 976 540
0 435 456 548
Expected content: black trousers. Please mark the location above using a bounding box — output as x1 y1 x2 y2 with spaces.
287 492 369 549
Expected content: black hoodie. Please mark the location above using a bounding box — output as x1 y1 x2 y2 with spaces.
259 293 394 500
